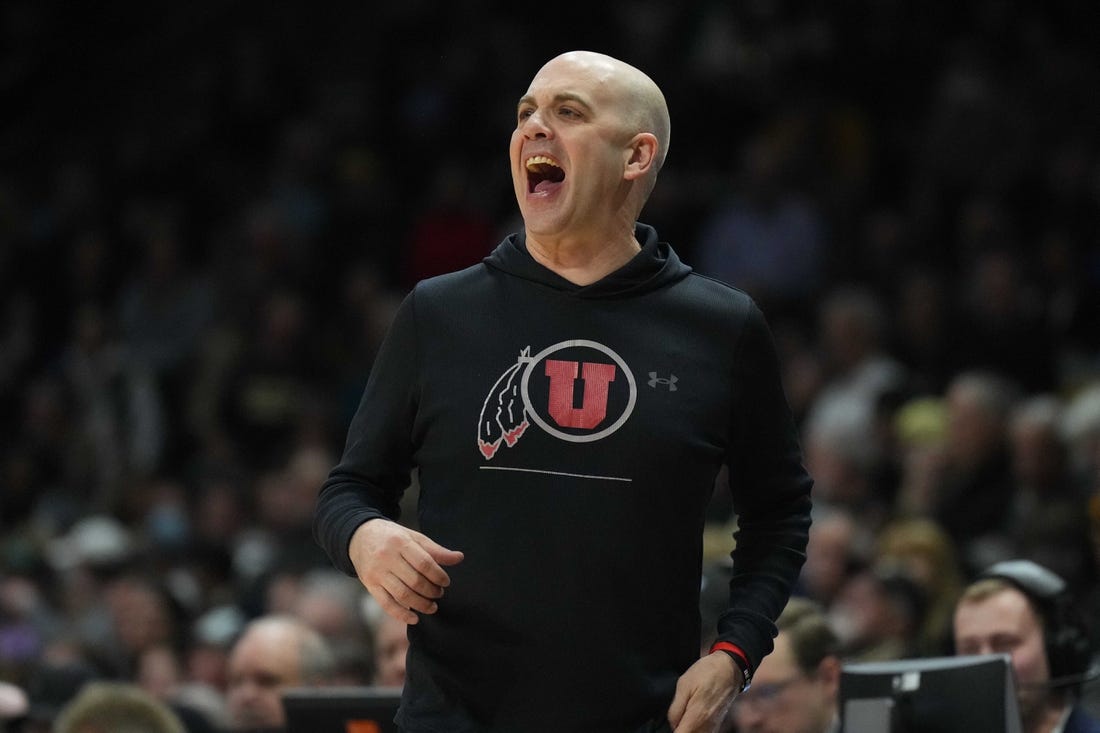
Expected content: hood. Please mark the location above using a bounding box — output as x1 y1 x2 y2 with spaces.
482 222 692 299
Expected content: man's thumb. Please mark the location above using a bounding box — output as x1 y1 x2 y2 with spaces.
420 536 464 566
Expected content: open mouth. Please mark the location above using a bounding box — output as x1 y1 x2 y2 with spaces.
526 155 565 194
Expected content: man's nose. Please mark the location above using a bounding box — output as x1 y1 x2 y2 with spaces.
235 681 259 701
522 109 552 139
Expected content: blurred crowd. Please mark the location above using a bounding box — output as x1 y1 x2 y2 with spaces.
1 1 1099 730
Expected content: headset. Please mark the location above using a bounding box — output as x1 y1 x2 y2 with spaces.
980 560 1097 690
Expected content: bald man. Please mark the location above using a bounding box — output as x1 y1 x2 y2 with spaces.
316 51 812 732
225 615 335 730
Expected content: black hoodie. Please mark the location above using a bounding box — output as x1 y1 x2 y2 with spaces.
315 223 812 732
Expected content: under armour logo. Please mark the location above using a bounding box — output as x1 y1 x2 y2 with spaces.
648 372 678 391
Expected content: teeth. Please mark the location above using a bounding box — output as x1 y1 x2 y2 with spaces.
525 155 561 170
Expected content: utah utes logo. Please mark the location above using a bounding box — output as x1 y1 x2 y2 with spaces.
477 340 637 459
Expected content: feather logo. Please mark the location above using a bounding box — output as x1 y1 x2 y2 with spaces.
477 347 532 459
476 340 638 458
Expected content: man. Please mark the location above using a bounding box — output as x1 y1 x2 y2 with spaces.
225 615 336 730
315 50 813 732
932 371 1016 556
731 598 841 733
53 682 186 733
954 560 1100 733
372 613 408 689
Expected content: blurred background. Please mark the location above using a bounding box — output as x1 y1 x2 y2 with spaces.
1 0 1099 729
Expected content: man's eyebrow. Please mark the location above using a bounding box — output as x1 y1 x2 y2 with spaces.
517 92 594 111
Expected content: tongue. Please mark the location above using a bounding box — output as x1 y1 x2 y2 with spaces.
533 179 561 194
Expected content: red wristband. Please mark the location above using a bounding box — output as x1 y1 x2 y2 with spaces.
710 641 750 669
710 641 753 692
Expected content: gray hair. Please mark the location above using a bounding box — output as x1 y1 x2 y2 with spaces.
53 683 186 733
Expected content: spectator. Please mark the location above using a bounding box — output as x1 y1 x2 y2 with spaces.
290 570 368 646
828 565 927 663
803 394 886 529
179 605 243 727
100 575 182 680
135 644 225 732
872 518 963 656
731 597 841 733
53 681 186 733
807 288 908 450
1005 396 1094 588
61 303 165 510
224 615 336 731
931 371 1018 570
803 288 907 525
892 395 948 518
218 291 322 472
954 560 1100 733
1063 383 1100 496
797 506 863 608
371 613 407 689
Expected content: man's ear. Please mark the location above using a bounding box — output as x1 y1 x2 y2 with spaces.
818 655 842 697
623 132 659 181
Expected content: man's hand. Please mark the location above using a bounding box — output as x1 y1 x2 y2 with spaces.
349 519 464 625
667 652 742 732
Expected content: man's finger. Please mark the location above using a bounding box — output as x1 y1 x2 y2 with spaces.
667 688 688 729
671 707 706 733
409 535 464 586
374 585 420 626
386 571 441 616
426 542 465 566
389 556 447 600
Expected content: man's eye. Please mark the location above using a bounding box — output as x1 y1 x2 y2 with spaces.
559 107 579 118
518 108 534 120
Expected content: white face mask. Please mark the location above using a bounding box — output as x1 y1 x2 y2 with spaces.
826 606 861 648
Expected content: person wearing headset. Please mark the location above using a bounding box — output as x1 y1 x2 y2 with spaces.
953 559 1099 733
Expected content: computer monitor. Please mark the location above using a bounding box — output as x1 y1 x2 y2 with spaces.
839 654 1023 733
282 685 401 733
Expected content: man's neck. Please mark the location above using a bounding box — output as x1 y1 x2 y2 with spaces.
525 228 642 286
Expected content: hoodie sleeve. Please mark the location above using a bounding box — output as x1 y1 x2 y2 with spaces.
313 289 420 577
717 301 813 670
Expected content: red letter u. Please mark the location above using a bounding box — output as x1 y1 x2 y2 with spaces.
544 360 617 429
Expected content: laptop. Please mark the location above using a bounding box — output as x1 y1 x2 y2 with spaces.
282 686 402 733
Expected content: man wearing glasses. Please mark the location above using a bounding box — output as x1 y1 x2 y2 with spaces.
731 598 841 733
